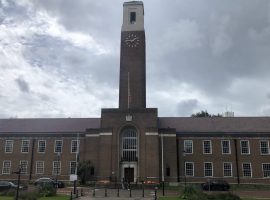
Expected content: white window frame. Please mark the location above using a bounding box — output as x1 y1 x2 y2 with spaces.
185 162 194 177
184 140 193 154
70 161 77 175
262 163 270 178
242 163 252 178
260 140 269 155
221 140 231 154
38 140 46 153
5 140 14 153
52 161 61 175
71 140 79 153
36 161 44 175
21 140 30 153
54 140 63 153
240 140 250 155
2 160 11 174
204 162 213 177
203 140 212 154
223 162 232 177
20 160 28 174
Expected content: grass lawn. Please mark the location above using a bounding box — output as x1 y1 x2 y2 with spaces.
158 197 270 200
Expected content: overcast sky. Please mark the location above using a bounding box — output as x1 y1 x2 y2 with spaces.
1 0 270 118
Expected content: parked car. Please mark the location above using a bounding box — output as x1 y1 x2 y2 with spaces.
201 180 230 191
34 178 65 188
0 181 25 191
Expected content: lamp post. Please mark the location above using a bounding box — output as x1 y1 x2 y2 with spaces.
13 165 22 200
182 151 186 189
56 152 61 190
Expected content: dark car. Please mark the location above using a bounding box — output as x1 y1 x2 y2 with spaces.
201 180 230 191
0 181 25 191
34 178 65 188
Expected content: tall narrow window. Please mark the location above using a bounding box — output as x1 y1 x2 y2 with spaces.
20 160 28 174
130 12 136 24
21 140 30 153
70 161 77 175
5 140 13 153
260 141 269 155
121 127 137 162
242 163 252 177
2 161 11 174
240 140 250 154
52 161 61 175
71 140 79 153
203 140 212 154
36 161 44 174
54 140 63 153
184 140 193 154
221 140 231 154
185 162 194 176
38 140 46 153
262 163 270 178
204 162 213 177
223 162 232 177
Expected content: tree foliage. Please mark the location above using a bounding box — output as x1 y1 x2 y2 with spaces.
77 160 94 184
191 110 223 118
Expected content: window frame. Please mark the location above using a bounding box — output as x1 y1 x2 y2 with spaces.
203 140 212 154
221 140 231 154
240 140 250 155
262 163 270 178
21 140 30 153
242 163 252 178
54 140 63 153
2 160 11 174
52 161 61 175
38 140 46 153
184 140 193 154
204 162 213 177
185 162 194 177
36 161 44 175
20 160 28 174
223 162 232 177
5 140 14 153
260 140 269 155
71 140 79 153
130 11 136 24
70 161 77 175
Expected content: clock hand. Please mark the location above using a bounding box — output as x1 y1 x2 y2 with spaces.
126 37 138 42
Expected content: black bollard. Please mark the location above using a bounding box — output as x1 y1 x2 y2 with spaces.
70 191 73 200
81 188 83 196
105 186 107 197
129 187 132 197
154 187 157 200
142 183 144 197
117 186 120 197
76 189 78 198
93 187 95 197
162 181 165 196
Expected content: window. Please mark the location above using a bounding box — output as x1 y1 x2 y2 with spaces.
90 167 95 176
223 162 232 177
52 161 61 175
166 167 170 177
204 162 213 177
260 141 269 155
5 140 13 153
70 161 77 175
240 140 250 154
130 12 136 24
221 140 231 154
38 140 46 153
36 161 44 174
185 162 194 176
20 160 28 174
21 140 30 153
203 140 212 154
71 140 79 153
54 140 63 153
184 140 193 154
2 161 11 174
262 163 270 178
121 128 137 161
242 163 252 177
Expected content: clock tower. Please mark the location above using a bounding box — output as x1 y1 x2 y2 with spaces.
119 1 146 109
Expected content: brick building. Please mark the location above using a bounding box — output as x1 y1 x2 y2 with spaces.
1 1 270 185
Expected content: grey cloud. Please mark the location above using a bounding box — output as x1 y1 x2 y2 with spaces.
177 99 199 116
15 77 30 93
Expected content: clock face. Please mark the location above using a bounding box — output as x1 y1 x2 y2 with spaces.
125 34 140 48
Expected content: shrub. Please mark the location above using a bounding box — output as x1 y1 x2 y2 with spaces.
208 193 240 200
181 185 208 200
38 183 56 197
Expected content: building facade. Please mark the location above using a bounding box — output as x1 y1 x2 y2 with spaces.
1 1 270 185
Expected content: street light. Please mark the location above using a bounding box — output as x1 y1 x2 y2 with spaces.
182 151 186 189
13 165 22 200
56 152 61 190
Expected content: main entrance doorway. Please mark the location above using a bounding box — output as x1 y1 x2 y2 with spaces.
124 167 134 183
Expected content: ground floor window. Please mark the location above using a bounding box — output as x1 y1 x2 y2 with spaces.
36 161 44 174
242 163 252 177
2 161 11 174
223 162 232 177
52 161 61 175
20 160 28 174
204 162 213 177
185 162 194 176
70 161 77 175
262 163 270 178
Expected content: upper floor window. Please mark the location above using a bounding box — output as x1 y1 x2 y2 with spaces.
71 140 79 153
38 140 46 153
204 162 213 177
20 160 28 174
21 140 30 153
242 163 252 177
5 140 13 153
184 140 193 154
260 140 269 155
54 140 63 153
2 160 11 174
221 140 231 154
36 161 44 175
240 140 250 154
121 127 137 162
262 163 270 178
130 12 136 24
203 140 212 154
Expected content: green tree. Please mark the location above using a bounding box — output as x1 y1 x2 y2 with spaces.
77 160 94 184
191 110 223 117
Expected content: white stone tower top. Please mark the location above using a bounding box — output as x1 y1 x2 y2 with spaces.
122 1 144 31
